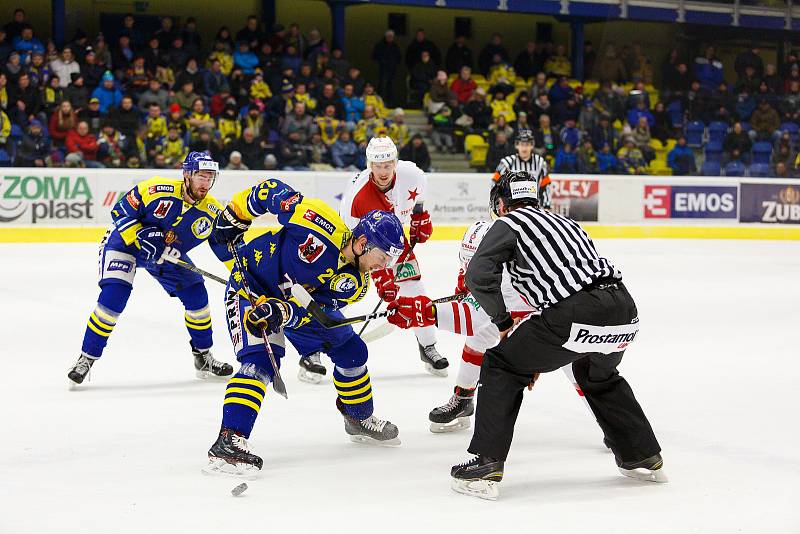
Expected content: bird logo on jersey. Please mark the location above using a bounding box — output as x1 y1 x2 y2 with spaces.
298 234 327 264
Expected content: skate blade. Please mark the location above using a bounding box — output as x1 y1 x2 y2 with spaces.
297 368 325 384
619 467 669 483
424 363 449 377
429 417 471 434
450 478 500 500
67 371 90 390
196 369 233 380
348 434 401 447
202 458 260 479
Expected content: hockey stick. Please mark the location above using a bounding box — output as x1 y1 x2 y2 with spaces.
228 242 288 400
357 240 416 336
161 254 229 285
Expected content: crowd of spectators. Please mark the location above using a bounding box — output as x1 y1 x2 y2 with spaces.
0 7 798 177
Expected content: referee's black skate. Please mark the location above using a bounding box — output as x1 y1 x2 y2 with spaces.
418 342 449 377
618 453 668 483
67 354 95 387
450 455 504 500
192 342 233 379
429 386 474 433
298 352 327 384
203 428 263 477
336 398 400 446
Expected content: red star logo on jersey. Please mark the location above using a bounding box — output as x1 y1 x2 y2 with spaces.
407 188 419 201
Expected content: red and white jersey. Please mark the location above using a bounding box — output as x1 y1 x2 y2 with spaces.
339 160 427 229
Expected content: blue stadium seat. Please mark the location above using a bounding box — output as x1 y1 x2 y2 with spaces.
701 160 721 176
739 121 752 134
0 148 11 167
752 142 773 165
704 141 723 163
685 121 705 147
10 124 24 139
667 100 684 130
780 122 798 143
708 121 728 145
724 161 745 177
749 163 771 177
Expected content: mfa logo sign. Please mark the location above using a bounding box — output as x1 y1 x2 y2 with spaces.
644 185 738 219
740 183 800 223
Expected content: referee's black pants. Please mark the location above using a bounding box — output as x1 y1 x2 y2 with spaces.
468 282 661 465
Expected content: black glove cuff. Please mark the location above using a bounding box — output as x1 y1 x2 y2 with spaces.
495 314 514 332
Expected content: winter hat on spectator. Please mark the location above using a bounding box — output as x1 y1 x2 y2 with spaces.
230 151 242 161
101 71 114 82
169 103 181 114
29 120 43 129
393 108 404 117
281 80 295 94
89 97 100 104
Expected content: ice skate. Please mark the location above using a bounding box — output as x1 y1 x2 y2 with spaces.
203 428 263 478
619 453 668 483
418 342 449 377
336 398 400 446
67 354 95 388
450 455 504 501
429 386 474 433
297 352 327 384
192 342 233 379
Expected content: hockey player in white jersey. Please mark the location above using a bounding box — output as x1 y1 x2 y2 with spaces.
338 136 448 378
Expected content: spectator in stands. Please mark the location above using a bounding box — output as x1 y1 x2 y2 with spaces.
431 103 456 153
559 118 580 148
582 40 597 81
345 65 366 96
544 45 571 78
529 72 549 100
478 33 510 76
591 113 618 152
182 17 202 55
159 124 187 167
16 119 49 166
594 82 625 122
667 136 696 175
49 46 80 89
625 43 653 84
361 82 387 118
749 99 780 140
11 73 41 122
97 121 131 167
189 128 223 162
226 150 248 170
78 96 101 134
771 139 795 171
534 113 559 159
594 44 627 84
280 130 310 170
331 130 360 170
400 133 431 172
485 129 513 170
112 34 134 73
341 83 364 127
597 143 618 173
186 97 214 142
445 35 473 75
489 89 515 122
172 79 200 115
317 83 344 119
530 92 551 123
410 50 437 106
371 29 402 107
353 104 386 147
694 45 724 90
514 42 543 81
451 65 477 106
723 121 752 164
154 16 176 50
226 127 262 169
315 104 342 146
138 78 169 110
4 9 27 41
763 64 782 94
617 138 647 174
774 161 794 178
91 71 121 114
734 87 756 122
388 108 410 149
780 80 800 122
329 47 349 80
487 53 516 95
735 45 764 80
651 101 672 143
216 103 241 146
234 41 259 75
282 101 314 142
12 24 44 64
578 98 597 132
109 95 139 141
406 28 441 72
488 114 513 142
428 70 455 115
577 139 598 173
552 95 580 127
632 116 655 162
4 51 22 85
464 87 491 131
308 132 333 170
627 99 654 128
554 142 578 173
236 16 263 49
66 120 101 167
80 48 104 91
48 99 77 147
735 65 761 96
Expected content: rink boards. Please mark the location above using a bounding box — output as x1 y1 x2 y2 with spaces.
1 169 800 241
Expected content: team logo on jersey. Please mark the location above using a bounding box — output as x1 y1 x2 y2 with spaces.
125 190 140 209
280 193 301 212
107 259 133 273
164 230 177 244
330 273 358 294
148 184 175 195
153 200 173 218
302 209 335 234
191 216 212 239
407 188 419 201
298 234 327 264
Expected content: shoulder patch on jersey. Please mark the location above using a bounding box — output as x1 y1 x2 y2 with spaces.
280 192 302 212
298 233 327 264
153 199 173 218
191 216 213 239
330 273 358 294
126 190 140 209
148 184 175 195
302 209 335 235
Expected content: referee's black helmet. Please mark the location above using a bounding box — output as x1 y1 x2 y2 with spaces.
515 129 534 144
490 169 539 217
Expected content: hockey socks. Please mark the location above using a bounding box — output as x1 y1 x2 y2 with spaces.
81 282 132 357
456 346 483 390
333 365 373 421
222 372 268 438
184 305 213 350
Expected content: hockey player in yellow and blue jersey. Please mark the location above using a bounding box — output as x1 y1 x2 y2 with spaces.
203 178 406 476
67 152 235 386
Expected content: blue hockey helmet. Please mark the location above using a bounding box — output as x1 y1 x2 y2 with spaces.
352 210 405 266
181 151 219 200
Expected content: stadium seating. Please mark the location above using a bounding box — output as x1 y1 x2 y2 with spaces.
704 141 723 163
724 161 745 176
686 121 705 147
752 142 774 165
748 163 771 177
701 160 721 176
708 122 728 145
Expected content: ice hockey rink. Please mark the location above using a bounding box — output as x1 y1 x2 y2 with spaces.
1 237 798 534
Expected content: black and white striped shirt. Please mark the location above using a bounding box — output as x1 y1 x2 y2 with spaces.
496 153 552 208
465 205 620 327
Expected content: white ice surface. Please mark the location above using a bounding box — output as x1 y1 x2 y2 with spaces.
1 239 798 533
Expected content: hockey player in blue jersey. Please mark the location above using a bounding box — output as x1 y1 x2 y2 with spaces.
203 178 406 475
67 152 235 386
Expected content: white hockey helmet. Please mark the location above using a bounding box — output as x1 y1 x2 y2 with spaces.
459 220 493 270
366 136 398 165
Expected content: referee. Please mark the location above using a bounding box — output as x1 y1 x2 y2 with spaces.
450 170 665 500
493 129 552 209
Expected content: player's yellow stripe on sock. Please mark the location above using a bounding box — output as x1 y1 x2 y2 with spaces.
339 392 373 404
90 313 115 331
87 321 112 337
225 387 264 403
333 373 370 388
229 377 267 394
185 321 212 330
336 383 372 397
184 315 211 325
224 397 261 412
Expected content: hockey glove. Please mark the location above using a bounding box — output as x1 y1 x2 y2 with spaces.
454 268 469 295
387 296 436 329
214 205 251 246
371 268 399 302
409 210 433 243
244 296 293 337
136 226 166 264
